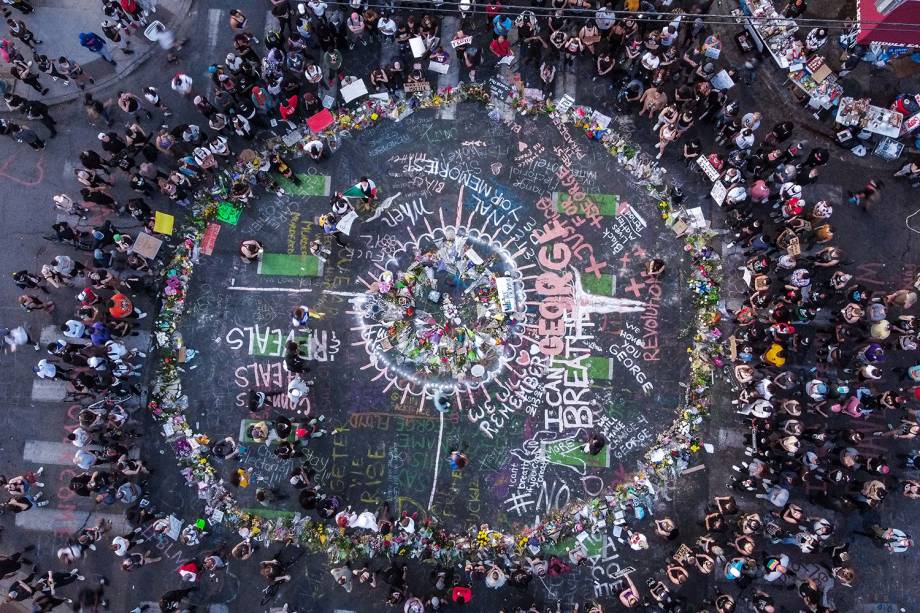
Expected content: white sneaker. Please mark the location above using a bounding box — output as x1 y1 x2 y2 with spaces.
34 482 45 488
136 311 147 320
36 467 44 475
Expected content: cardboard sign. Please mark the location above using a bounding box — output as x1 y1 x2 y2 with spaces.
307 108 334 133
754 275 770 291
428 60 450 74
451 35 472 48
336 210 359 235
590 110 612 129
487 77 512 101
153 211 175 235
786 236 801 257
409 36 426 58
340 78 368 103
200 222 220 256
133 232 163 260
673 544 693 563
710 180 728 206
704 45 721 59
711 69 735 90
404 80 431 93
696 155 720 181
556 94 575 114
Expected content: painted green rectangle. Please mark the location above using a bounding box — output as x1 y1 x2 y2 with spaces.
276 174 330 197
240 507 296 520
579 273 615 296
542 534 605 557
584 356 611 380
216 201 242 225
250 333 311 357
555 192 620 217
542 438 609 469
258 253 321 277
550 356 610 381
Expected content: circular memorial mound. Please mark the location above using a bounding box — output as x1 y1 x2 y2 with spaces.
178 107 697 535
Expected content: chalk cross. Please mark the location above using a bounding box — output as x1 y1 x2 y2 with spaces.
623 278 645 298
619 252 632 267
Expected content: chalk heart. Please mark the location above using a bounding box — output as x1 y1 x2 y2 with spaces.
516 351 530 366
491 162 502 175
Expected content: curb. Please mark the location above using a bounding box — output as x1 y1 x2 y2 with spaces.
2 0 194 111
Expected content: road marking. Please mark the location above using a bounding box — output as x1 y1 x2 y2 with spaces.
31 379 68 402
427 410 445 510
257 253 323 277
15 508 130 535
23 440 76 465
207 8 222 54
227 286 313 292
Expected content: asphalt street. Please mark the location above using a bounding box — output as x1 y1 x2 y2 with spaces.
0 1 918 612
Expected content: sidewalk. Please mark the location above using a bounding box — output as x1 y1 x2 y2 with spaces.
1 0 193 107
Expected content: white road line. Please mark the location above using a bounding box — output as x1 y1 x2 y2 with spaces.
207 8 222 54
322 290 363 298
226 286 312 292
15 508 130 535
427 410 445 510
23 440 75 466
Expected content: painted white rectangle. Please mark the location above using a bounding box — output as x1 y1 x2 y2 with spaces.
31 379 68 402
15 508 129 535
207 8 222 52
226 286 313 293
23 440 75 466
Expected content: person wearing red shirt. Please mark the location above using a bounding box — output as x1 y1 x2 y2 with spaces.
108 292 147 320
489 35 511 60
279 95 298 121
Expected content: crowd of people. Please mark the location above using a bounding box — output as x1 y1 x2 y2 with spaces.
2 0 919 609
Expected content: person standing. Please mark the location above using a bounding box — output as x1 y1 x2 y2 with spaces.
101 19 134 55
10 123 45 150
21 99 57 138
79 31 116 65
10 59 47 94
1 325 40 351
7 18 40 48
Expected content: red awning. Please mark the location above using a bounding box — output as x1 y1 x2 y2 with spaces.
857 0 920 47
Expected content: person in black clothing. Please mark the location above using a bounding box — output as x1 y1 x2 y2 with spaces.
12 270 48 293
159 586 197 612
80 149 113 173
284 340 310 374
20 99 56 137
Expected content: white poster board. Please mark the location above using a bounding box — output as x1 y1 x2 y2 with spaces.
711 69 735 90
336 210 359 235
340 79 368 103
409 36 426 58
710 180 728 206
428 60 450 74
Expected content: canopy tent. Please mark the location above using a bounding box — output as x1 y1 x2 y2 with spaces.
857 0 920 47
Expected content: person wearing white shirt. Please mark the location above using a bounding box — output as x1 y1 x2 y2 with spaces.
307 0 327 19
61 319 86 339
67 427 91 448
